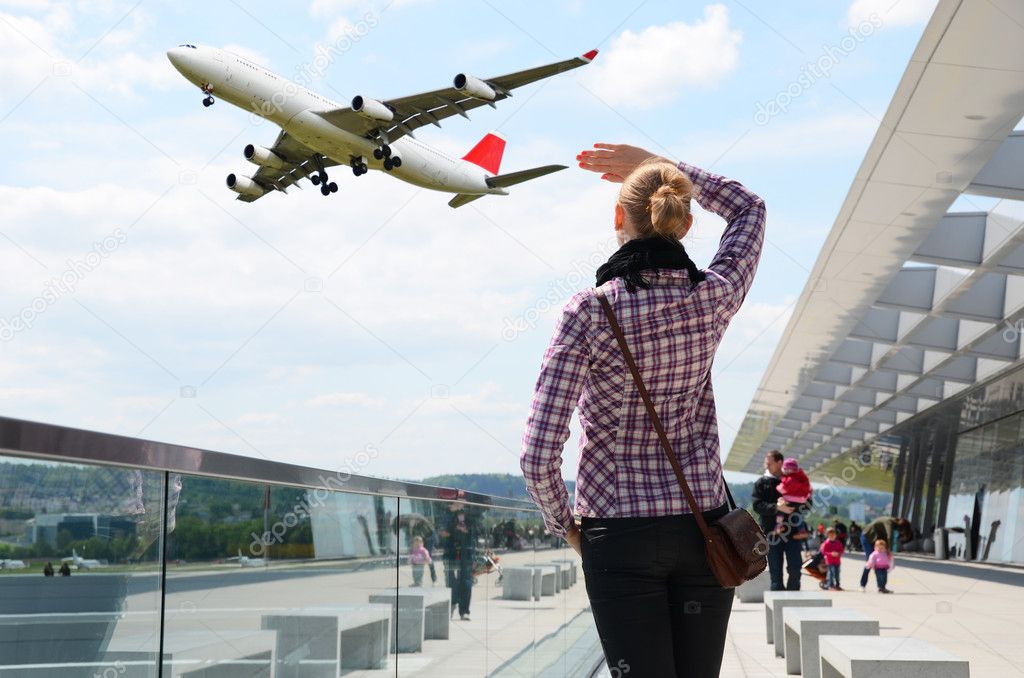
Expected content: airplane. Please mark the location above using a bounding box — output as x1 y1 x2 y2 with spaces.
166 44 597 207
61 548 105 570
226 548 267 568
0 559 26 570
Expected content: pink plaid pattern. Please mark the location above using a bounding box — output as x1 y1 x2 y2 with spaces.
520 162 766 537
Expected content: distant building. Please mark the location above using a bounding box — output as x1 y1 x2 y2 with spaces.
727 3 1024 566
24 513 136 546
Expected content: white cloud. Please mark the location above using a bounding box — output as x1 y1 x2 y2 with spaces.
0 6 174 106
677 112 878 169
309 0 362 17
581 4 741 109
237 411 289 425
847 0 937 29
0 0 51 9
419 382 523 416
307 391 384 408
310 0 423 20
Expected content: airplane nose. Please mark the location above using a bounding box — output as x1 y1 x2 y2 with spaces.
166 47 186 67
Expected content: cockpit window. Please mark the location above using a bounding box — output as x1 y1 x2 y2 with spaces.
177 44 197 49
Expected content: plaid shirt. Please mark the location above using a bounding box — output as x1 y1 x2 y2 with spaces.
520 162 766 537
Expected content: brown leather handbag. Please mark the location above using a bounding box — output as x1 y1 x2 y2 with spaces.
596 288 768 588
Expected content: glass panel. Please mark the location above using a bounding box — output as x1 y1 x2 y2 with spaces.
481 507 534 675
163 475 397 676
388 497 592 677
0 454 164 677
393 496 488 675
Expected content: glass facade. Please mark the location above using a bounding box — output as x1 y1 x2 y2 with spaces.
844 363 1024 565
0 449 589 677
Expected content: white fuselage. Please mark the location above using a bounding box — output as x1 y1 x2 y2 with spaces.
167 45 501 195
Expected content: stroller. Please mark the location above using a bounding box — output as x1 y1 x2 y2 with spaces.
802 551 828 583
473 549 503 584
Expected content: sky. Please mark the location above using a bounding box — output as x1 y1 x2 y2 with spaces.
0 0 944 485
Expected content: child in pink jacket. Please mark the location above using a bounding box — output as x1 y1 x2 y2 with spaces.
860 538 894 593
409 535 432 586
820 527 845 590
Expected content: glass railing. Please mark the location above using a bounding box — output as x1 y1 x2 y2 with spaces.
0 416 600 677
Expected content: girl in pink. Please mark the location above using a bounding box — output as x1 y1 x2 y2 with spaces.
860 538 894 593
820 527 845 590
409 535 432 587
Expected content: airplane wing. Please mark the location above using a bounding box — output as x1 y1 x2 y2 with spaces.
236 131 340 202
315 50 597 144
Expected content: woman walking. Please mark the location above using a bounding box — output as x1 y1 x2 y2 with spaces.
521 143 766 677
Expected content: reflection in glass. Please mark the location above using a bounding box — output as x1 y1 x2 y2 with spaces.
163 476 397 676
0 454 164 677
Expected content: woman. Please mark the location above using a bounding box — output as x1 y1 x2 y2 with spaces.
520 143 766 676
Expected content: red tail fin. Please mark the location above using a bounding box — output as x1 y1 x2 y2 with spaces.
462 132 506 175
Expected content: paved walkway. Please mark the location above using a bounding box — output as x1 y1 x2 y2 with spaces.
719 554 1024 677
41 549 1024 676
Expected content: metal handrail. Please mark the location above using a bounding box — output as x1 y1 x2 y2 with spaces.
0 415 538 511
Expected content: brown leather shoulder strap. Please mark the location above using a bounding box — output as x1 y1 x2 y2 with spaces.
595 287 714 542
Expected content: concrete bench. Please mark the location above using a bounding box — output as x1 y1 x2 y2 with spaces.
535 566 558 596
764 591 831 651
782 608 878 678
818 635 970 678
164 629 277 678
530 567 543 600
547 562 573 590
367 587 450 653
735 569 771 603
262 604 391 674
550 559 578 586
501 567 536 601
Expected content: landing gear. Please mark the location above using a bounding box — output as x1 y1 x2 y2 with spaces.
350 157 368 176
310 168 336 196
372 143 401 170
309 154 335 195
201 83 215 108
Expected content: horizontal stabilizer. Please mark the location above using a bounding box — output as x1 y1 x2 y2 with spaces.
485 164 567 189
448 193 486 208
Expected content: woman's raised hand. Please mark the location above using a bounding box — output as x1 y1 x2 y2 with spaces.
576 143 670 183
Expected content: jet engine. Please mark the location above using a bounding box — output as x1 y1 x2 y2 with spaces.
351 95 394 122
453 73 496 100
244 144 288 170
226 173 264 198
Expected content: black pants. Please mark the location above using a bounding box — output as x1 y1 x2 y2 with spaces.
767 536 804 591
445 556 473 615
580 504 733 678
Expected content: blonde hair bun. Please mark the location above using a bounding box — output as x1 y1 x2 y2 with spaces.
620 160 693 238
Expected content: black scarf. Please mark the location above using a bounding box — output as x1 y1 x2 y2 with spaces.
595 236 706 293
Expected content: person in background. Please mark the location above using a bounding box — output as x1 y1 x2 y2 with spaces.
820 527 845 591
753 451 803 591
58 561 71 576
775 458 812 539
832 518 848 547
861 538 895 593
409 535 432 587
43 561 54 577
848 521 862 552
859 517 913 558
440 498 480 621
